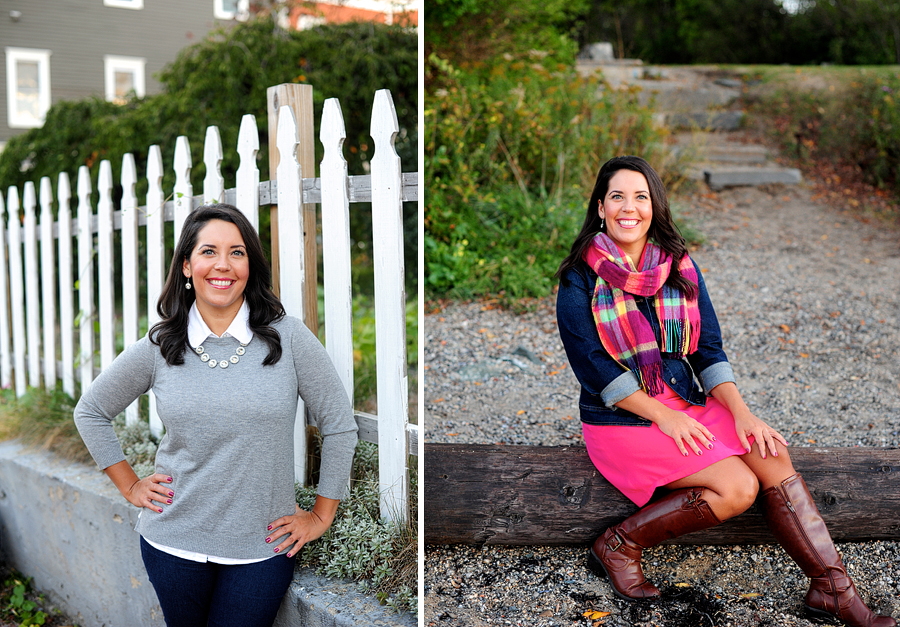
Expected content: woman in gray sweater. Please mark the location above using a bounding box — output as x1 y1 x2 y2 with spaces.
74 203 358 627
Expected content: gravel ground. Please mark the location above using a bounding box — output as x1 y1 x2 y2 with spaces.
423 180 900 627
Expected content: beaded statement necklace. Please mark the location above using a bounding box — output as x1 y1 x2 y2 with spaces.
195 342 248 370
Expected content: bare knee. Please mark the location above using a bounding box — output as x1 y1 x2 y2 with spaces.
711 472 759 520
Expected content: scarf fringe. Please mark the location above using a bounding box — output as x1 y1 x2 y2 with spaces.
634 362 665 397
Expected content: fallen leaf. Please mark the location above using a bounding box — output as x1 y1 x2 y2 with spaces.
548 371 558 376
740 592 761 599
582 610 611 619
799 353 809 358
433 398 444 403
478 328 487 333
807 439 817 444
562 415 573 420
821 234 828 240
517 409 526 415
446 433 458 436
779 324 791 333
438 317 445 322
675 582 691 588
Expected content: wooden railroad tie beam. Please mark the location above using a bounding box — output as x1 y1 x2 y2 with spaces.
424 444 900 546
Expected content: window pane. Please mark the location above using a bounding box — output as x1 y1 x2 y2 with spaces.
15 60 41 123
221 0 239 12
114 70 135 103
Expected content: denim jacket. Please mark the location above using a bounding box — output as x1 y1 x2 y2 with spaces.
556 258 735 426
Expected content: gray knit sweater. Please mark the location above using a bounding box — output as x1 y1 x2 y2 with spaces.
74 315 358 559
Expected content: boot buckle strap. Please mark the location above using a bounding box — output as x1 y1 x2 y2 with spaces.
606 532 624 552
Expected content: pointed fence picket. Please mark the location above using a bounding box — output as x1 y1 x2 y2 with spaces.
58 173 75 398
0 85 417 523
39 177 56 390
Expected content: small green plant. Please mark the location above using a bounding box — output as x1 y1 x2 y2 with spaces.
296 441 417 615
2 575 48 626
112 415 158 479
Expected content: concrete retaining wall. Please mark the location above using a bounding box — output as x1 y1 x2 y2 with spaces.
0 440 415 627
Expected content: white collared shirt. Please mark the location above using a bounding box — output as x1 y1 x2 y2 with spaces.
187 298 253 349
143 299 271 565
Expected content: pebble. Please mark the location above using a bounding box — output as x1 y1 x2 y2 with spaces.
424 182 900 626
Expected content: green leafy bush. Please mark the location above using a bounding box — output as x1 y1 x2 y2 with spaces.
425 55 675 301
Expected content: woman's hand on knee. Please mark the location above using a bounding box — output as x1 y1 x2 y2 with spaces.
655 410 716 457
266 504 333 559
733 411 789 459
125 473 174 513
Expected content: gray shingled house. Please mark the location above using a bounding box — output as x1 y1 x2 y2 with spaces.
0 0 248 151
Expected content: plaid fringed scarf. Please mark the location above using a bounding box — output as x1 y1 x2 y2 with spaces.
582 233 701 396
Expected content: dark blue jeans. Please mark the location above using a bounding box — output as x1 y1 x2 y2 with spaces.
140 536 296 627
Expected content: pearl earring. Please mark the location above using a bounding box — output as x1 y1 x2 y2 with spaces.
600 217 605 230
186 276 192 290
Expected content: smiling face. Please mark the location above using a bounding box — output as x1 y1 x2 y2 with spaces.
599 169 654 261
182 219 250 328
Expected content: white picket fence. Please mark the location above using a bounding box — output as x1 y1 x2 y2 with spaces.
0 85 417 523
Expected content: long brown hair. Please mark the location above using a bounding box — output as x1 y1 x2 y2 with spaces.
555 155 696 297
149 203 285 366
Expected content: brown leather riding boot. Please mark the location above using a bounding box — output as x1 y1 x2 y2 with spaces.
587 487 721 601
759 473 896 627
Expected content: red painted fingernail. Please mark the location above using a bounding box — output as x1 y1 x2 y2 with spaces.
167 499 172 504
158 508 163 513
167 477 173 482
707 444 713 450
266 537 271 543
286 553 292 558
274 548 280 553
267 525 272 531
168 491 174 497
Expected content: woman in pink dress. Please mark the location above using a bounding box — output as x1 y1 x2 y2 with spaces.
555 156 894 627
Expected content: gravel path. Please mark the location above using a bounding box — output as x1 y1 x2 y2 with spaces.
423 180 900 627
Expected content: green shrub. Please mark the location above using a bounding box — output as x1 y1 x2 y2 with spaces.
751 70 900 196
296 441 417 615
425 54 676 301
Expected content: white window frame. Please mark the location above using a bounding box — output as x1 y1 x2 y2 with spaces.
214 0 250 21
103 0 144 9
104 55 146 103
5 47 52 129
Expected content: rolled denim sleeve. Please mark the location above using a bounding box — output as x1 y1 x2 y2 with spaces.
557 266 641 407
684 259 736 394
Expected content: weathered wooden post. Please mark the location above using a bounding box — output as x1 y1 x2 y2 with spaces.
266 83 317 334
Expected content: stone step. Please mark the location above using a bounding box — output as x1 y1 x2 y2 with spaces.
706 144 769 164
665 110 745 131
703 166 802 190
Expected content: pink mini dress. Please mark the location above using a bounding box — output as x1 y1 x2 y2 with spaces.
582 384 753 507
